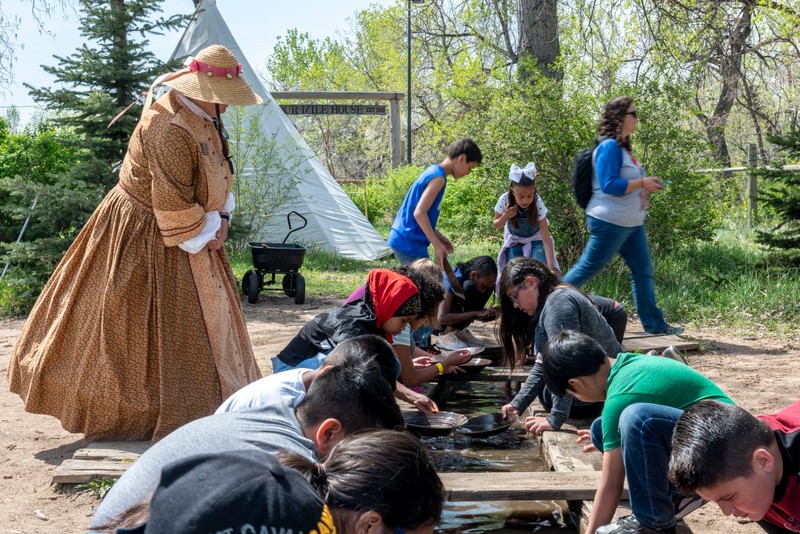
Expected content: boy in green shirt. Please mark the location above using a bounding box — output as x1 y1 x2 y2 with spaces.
541 330 734 534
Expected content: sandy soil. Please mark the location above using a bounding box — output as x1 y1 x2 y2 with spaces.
0 294 797 533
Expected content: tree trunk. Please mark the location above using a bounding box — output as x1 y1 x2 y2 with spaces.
702 1 754 167
516 0 561 81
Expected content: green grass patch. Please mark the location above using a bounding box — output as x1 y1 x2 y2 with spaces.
581 230 800 335
75 478 116 499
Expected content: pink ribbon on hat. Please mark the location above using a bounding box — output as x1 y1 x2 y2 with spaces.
107 56 243 128
188 58 242 79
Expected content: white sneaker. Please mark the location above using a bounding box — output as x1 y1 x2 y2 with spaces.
437 331 471 350
455 328 485 347
661 345 688 365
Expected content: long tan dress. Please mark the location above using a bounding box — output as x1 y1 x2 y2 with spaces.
6 91 261 441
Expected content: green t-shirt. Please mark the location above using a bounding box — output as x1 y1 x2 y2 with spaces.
601 352 733 451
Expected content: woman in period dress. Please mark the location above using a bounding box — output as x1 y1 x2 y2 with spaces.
7 45 262 441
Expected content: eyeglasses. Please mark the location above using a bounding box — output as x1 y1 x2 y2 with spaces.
509 281 527 304
627 110 638 118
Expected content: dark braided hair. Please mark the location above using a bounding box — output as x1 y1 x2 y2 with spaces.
598 96 633 151
456 255 497 282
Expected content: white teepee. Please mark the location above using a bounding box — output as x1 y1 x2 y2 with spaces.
170 0 392 260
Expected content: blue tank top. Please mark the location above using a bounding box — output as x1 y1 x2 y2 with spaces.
387 164 447 257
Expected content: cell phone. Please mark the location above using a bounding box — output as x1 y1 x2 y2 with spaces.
660 180 672 186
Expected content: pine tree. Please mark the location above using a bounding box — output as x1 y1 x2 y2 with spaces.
756 128 800 265
25 0 188 188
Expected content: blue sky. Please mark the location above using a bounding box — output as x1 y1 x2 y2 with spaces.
2 0 394 125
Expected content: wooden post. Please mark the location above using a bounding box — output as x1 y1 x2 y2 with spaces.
390 97 402 168
748 143 758 228
363 180 369 220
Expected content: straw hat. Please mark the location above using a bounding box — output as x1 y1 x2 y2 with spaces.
163 45 263 106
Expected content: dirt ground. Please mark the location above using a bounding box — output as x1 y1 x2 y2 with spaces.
0 294 798 534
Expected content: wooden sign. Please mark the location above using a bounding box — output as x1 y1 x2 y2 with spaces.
280 104 386 116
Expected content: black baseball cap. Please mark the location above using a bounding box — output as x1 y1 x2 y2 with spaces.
117 449 335 534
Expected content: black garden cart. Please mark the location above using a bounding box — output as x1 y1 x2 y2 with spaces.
242 211 307 305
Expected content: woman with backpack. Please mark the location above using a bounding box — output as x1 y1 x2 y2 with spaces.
563 96 682 336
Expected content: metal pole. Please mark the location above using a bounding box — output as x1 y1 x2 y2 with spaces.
0 197 38 282
406 0 412 165
747 143 758 228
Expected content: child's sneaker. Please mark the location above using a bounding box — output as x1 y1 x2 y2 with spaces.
596 515 675 534
661 345 689 365
436 331 470 350
455 328 484 347
674 495 706 519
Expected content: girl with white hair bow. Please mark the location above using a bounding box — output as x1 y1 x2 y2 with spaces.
493 162 560 279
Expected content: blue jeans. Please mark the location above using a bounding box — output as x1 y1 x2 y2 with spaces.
507 240 546 264
563 216 668 334
412 325 433 349
391 247 426 266
271 352 327 374
590 403 684 530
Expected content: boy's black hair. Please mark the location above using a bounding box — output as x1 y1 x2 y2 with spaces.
457 255 497 281
295 361 403 433
395 266 445 321
446 137 482 163
541 330 607 397
668 400 774 494
326 335 399 391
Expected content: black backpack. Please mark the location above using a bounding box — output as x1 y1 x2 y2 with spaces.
571 136 607 209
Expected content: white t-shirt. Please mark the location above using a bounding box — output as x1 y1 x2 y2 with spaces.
215 368 313 414
494 191 548 221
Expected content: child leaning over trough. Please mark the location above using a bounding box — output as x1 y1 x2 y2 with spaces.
669 399 800 533
387 137 482 268
99 429 444 534
541 329 734 534
494 162 559 277
436 255 498 350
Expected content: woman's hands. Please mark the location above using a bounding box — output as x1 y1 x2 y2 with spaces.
206 218 229 251
641 176 664 193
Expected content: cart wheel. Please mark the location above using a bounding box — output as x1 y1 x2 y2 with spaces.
247 270 260 304
242 271 253 296
282 274 295 297
294 274 306 305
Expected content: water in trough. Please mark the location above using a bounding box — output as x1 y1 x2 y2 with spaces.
421 381 580 534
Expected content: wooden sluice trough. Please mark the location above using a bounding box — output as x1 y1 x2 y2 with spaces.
53 325 698 533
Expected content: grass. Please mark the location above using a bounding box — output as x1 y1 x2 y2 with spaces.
581 230 800 336
75 478 116 499
4 228 799 337
231 228 799 337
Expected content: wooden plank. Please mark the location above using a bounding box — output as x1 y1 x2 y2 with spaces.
440 471 628 501
623 336 698 353
623 331 663 339
73 441 150 461
52 459 133 484
541 430 600 473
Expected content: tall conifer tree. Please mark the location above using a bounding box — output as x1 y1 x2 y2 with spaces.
756 129 800 264
26 0 187 188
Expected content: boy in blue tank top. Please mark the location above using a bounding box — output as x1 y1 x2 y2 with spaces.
387 138 482 268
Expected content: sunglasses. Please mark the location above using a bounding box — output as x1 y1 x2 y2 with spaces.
627 110 638 118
